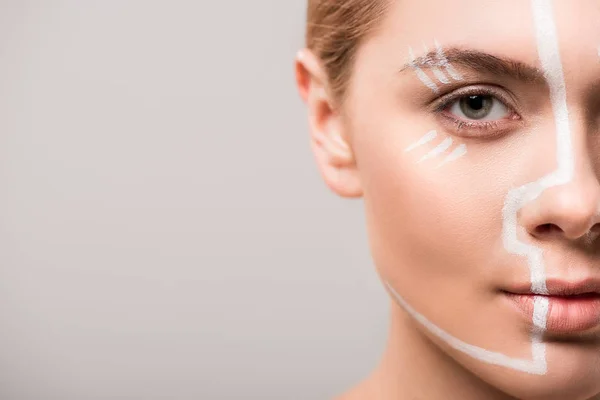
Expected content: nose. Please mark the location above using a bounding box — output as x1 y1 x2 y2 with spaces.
519 160 600 242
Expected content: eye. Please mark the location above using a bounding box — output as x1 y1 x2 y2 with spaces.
431 86 522 137
449 95 510 121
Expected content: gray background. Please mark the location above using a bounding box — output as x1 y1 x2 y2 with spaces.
0 1 388 399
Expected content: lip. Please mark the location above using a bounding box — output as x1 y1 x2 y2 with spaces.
504 279 600 334
509 278 600 296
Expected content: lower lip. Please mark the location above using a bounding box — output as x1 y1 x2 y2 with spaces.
505 292 600 334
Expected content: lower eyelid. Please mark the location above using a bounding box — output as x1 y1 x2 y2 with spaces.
436 109 521 138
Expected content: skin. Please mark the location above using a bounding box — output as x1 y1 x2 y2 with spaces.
295 0 600 399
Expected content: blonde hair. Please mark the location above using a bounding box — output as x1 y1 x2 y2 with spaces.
306 0 390 105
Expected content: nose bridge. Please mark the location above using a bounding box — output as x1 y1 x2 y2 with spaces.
519 121 600 240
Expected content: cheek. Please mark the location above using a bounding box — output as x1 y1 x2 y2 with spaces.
354 123 514 285
349 93 546 288
365 155 494 275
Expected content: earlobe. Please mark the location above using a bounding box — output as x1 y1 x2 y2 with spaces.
309 129 364 198
294 49 363 198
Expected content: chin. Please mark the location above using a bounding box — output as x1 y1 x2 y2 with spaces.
465 343 600 400
496 373 600 400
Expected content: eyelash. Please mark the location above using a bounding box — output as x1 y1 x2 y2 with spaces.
431 86 521 136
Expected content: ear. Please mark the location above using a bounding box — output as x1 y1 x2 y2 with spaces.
294 49 363 198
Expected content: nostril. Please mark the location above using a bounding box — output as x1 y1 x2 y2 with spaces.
534 223 563 236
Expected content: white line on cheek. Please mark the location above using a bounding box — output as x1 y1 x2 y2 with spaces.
404 130 438 152
385 281 547 375
436 144 467 168
418 137 453 163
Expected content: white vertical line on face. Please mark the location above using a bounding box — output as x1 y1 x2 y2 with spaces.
436 144 467 168
408 47 440 93
418 137 453 163
434 39 464 81
404 130 438 152
532 296 549 331
501 0 574 373
531 297 549 367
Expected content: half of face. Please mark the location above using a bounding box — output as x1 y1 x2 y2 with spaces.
301 0 600 399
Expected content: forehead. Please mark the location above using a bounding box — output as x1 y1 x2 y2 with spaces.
371 0 600 72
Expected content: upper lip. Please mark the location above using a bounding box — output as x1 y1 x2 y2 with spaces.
506 278 600 296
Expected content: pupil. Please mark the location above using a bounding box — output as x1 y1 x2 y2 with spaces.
467 95 484 110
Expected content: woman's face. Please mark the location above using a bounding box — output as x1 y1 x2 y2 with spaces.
337 0 600 398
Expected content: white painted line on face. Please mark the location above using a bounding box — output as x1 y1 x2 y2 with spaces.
432 67 451 84
418 137 453 163
409 47 440 93
385 281 547 375
533 2 574 180
532 296 549 331
405 130 438 152
436 144 467 168
501 0 574 374
421 42 451 84
434 39 463 81
531 336 546 368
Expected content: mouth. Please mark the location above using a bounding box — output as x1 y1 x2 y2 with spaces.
503 279 600 334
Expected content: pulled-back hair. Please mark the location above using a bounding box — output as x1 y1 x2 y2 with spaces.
305 0 390 104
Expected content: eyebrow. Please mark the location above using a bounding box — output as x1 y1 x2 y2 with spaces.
400 47 546 84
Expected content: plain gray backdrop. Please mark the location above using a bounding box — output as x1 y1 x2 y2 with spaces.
0 1 388 399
